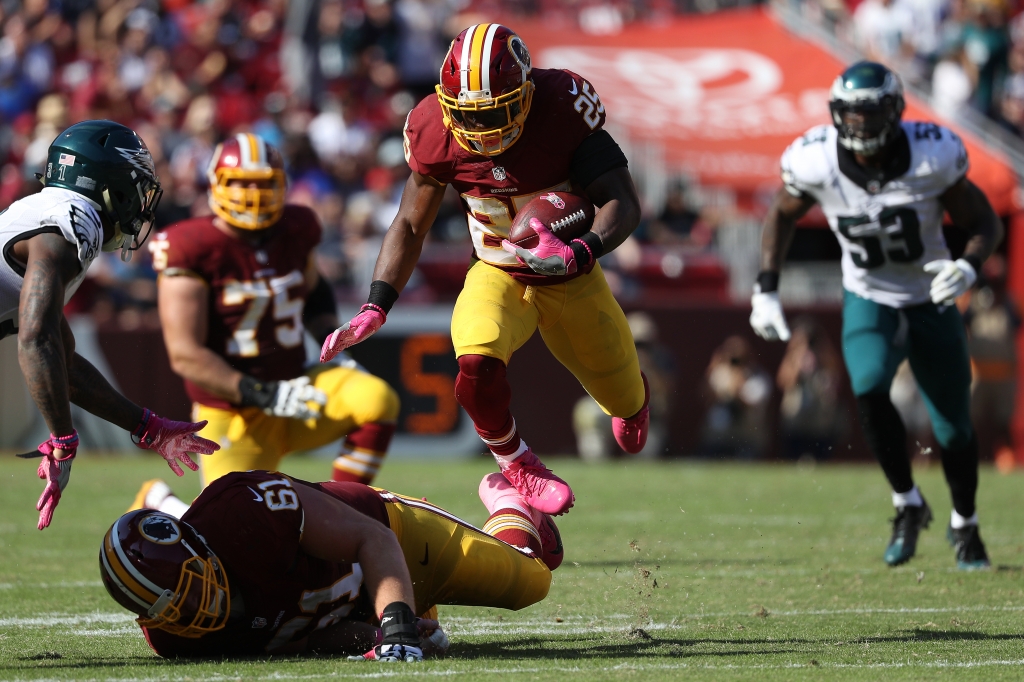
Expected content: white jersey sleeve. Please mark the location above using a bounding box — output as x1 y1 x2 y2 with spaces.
0 188 105 338
905 121 969 191
780 126 834 200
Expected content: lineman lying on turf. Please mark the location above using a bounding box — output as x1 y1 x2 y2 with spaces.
100 470 562 660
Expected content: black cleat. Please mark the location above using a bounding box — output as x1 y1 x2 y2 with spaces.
947 524 991 570
884 500 933 566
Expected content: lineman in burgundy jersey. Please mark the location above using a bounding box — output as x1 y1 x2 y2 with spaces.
149 205 319 408
133 133 398 520
321 24 651 517
103 469 558 658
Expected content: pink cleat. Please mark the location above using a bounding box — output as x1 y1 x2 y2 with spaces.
613 372 650 454
531 509 564 571
499 448 574 516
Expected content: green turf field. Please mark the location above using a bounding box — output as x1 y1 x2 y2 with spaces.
1 454 1023 681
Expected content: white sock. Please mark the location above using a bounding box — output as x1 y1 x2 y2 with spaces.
157 495 190 520
892 485 923 509
950 510 978 529
492 439 528 465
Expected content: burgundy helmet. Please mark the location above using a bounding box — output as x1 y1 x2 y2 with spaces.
435 23 534 156
207 132 287 230
99 510 230 639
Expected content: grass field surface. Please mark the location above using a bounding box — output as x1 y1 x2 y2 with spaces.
1 454 1023 680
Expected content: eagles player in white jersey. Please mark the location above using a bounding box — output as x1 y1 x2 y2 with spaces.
0 120 218 530
750 62 1003 569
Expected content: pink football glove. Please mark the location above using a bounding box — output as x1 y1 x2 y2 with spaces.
502 218 591 277
27 431 79 530
320 304 386 362
133 409 220 476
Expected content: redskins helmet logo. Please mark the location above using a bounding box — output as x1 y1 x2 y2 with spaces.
139 514 182 545
509 36 531 73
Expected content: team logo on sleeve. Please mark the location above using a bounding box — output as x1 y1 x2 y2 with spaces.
492 166 507 182
139 514 182 544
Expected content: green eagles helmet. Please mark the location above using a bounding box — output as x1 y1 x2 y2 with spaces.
43 120 163 261
829 61 905 156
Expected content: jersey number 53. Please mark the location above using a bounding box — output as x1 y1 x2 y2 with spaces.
837 207 924 269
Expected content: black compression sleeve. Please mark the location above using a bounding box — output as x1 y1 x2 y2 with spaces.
569 130 628 190
303 277 337 324
367 280 399 314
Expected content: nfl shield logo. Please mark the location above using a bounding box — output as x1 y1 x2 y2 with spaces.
492 166 507 182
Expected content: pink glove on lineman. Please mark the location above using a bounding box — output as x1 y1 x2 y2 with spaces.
133 409 220 476
320 304 386 362
28 431 79 530
502 218 592 277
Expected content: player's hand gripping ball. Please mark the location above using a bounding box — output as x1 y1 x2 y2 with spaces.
503 192 596 277
505 191 595 249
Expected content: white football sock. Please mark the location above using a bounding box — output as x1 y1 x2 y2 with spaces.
492 439 528 465
950 510 978 529
892 485 923 509
157 495 190 520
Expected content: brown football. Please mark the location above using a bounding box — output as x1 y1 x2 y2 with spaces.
506 192 595 249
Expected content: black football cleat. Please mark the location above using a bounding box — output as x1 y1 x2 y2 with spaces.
884 499 933 566
947 524 991 570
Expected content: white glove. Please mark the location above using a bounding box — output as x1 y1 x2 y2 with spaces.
924 258 977 305
750 288 791 342
267 377 327 420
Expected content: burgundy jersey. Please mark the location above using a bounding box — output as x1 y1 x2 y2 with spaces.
149 206 321 408
143 471 390 657
404 68 606 285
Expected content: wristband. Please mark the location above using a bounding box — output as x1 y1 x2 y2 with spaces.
131 408 153 446
962 255 982 279
50 431 80 453
367 280 399 314
379 602 419 646
238 375 279 409
756 271 780 293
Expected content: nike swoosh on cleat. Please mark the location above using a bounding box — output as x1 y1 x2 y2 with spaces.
420 543 429 566
568 81 578 95
248 487 264 502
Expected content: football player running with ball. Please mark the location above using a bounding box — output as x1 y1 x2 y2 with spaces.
133 133 399 518
320 24 650 515
0 120 218 530
751 62 1002 569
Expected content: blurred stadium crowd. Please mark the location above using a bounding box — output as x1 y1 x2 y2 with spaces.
0 0 743 329
787 0 1024 134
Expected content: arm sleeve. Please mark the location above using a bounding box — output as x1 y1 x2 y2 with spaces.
569 130 628 190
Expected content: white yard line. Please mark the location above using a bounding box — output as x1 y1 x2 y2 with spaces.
8 658 1024 681
4 603 1024 631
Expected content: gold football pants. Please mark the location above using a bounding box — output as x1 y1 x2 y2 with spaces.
378 490 551 614
194 364 399 486
451 260 645 418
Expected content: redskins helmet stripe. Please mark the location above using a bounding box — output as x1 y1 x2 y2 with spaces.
101 528 158 611
461 23 501 95
236 133 266 169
